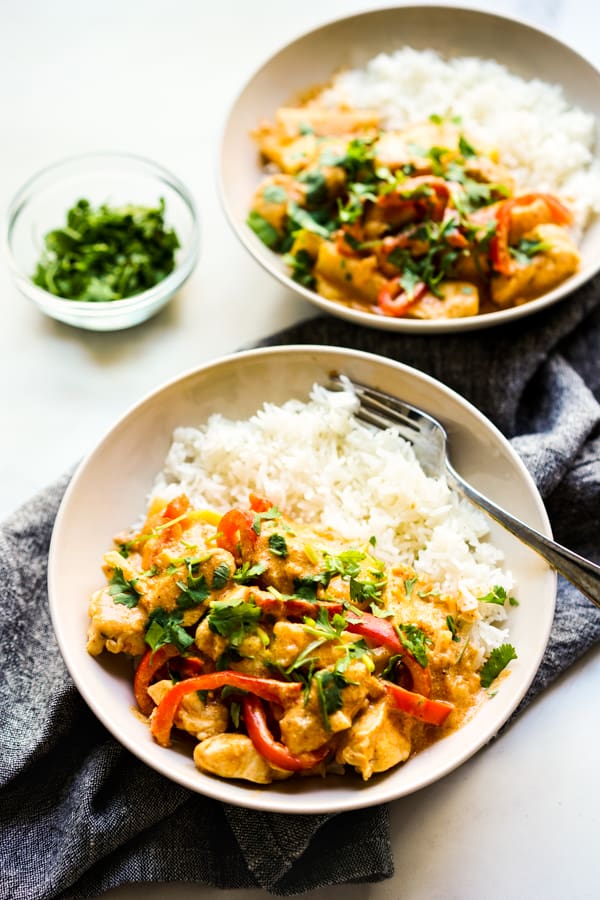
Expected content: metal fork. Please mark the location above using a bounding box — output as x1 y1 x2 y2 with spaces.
328 374 600 609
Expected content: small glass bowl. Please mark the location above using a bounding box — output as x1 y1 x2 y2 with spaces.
4 152 200 331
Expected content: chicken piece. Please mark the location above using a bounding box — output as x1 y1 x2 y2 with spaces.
463 157 514 194
278 660 374 754
374 122 461 173
406 281 479 319
314 241 388 306
148 679 229 741
491 224 579 307
195 616 229 660
508 198 558 244
336 698 413 780
270 621 365 670
251 174 306 234
193 733 292 784
86 588 147 656
275 105 380 138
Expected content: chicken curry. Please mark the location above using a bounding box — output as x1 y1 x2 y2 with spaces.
88 494 515 784
247 106 580 319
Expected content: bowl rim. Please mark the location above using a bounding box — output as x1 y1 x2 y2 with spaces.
48 343 556 813
3 150 201 316
218 2 600 334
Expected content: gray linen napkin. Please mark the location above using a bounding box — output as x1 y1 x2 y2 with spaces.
1 284 599 899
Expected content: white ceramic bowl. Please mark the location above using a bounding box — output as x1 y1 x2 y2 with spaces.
220 4 600 333
48 346 555 813
4 152 200 331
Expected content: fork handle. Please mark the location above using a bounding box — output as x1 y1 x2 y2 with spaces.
446 463 600 609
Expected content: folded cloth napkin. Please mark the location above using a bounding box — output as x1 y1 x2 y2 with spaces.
1 283 600 900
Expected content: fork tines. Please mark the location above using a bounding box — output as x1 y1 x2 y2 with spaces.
328 374 421 439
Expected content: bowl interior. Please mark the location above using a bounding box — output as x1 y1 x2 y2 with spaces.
220 4 600 333
49 345 556 814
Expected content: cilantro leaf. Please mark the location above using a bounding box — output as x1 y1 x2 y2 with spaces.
211 563 231 590
145 607 194 654
207 596 262 647
247 210 280 248
314 669 346 731
397 623 432 667
480 644 518 688
108 568 141 608
262 184 288 204
404 577 418 599
297 170 328 207
268 534 288 558
283 249 316 288
478 585 511 605
251 506 281 535
232 561 267 584
446 614 460 642
459 134 478 158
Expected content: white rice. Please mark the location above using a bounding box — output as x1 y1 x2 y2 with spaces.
317 48 600 236
152 384 512 660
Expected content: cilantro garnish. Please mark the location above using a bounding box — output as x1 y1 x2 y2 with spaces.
283 249 316 288
232 561 267 584
480 644 517 688
509 237 550 266
478 585 515 606
458 134 478 159
211 563 231 591
446 614 460 642
144 608 194 654
207 596 262 648
251 506 281 535
268 534 288 558
32 197 179 302
108 568 141 608
262 184 288 204
314 669 347 731
297 170 328 207
404 577 418 599
396 623 432 667
247 210 280 249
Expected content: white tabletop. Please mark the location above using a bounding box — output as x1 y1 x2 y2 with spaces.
2 2 598 898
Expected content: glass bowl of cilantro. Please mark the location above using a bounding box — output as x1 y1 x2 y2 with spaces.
4 152 200 330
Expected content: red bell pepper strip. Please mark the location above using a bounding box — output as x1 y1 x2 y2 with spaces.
377 278 427 318
242 694 330 771
248 493 272 513
383 680 454 726
216 508 257 559
490 193 573 276
134 644 180 716
346 612 431 697
150 671 302 747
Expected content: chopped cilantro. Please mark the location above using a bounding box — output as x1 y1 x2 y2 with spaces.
233 561 267 584
459 134 477 158
145 607 194 654
509 237 550 266
314 669 346 731
108 568 141 608
403 577 418 599
251 506 281 535
480 644 518 688
397 623 432 668
478 585 514 606
212 563 231 590
268 533 288 557
207 596 262 647
262 184 288 204
446 614 460 642
247 210 280 248
32 197 179 302
283 248 316 288
298 170 328 206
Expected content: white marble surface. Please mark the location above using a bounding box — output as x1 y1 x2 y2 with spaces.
1 1 599 898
